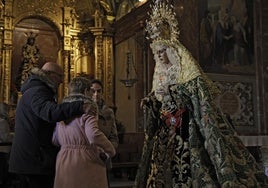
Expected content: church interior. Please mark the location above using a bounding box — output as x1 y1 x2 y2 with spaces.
1 0 268 187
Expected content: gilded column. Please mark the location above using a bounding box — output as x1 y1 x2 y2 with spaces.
62 7 72 51
2 45 12 104
61 50 70 98
103 34 114 107
91 28 104 80
90 7 115 106
3 0 13 104
61 7 73 99
0 2 4 102
69 37 80 78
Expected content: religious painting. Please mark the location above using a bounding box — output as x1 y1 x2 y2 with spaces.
199 0 254 75
208 74 258 135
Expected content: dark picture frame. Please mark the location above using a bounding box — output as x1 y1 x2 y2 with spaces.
199 0 254 75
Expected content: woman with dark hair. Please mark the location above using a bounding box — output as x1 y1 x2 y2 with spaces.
88 79 119 187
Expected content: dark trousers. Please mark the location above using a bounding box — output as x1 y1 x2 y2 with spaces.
17 174 54 188
0 153 9 185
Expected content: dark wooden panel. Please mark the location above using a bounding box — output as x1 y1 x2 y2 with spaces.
174 0 199 59
114 1 150 45
258 0 268 134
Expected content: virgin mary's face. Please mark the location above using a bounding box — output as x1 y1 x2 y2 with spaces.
157 49 169 64
156 46 169 65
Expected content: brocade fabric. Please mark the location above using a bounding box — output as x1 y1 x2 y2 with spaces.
134 76 268 188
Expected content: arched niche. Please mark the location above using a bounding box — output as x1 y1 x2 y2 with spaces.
11 17 60 104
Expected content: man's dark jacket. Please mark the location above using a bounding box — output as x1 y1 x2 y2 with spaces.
9 68 84 175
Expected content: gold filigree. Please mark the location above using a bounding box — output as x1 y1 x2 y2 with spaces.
17 0 61 15
146 0 179 42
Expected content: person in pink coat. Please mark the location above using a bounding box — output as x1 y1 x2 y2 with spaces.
52 77 116 188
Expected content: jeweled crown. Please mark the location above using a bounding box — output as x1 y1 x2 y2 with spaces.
146 0 179 45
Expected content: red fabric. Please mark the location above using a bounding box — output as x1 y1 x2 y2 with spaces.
162 109 186 129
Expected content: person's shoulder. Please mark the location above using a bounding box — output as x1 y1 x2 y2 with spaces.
102 105 114 114
63 94 92 104
21 77 49 94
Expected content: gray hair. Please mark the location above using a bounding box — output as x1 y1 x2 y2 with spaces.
68 77 91 94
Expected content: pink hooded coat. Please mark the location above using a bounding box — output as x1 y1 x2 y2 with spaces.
52 114 116 188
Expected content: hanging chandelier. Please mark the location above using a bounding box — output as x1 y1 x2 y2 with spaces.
120 51 138 87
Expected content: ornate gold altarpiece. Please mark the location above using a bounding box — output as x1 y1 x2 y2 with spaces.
0 0 115 107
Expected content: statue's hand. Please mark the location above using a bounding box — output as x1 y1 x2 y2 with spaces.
140 97 150 109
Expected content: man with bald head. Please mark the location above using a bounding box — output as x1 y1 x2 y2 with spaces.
9 62 94 188
40 62 64 91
